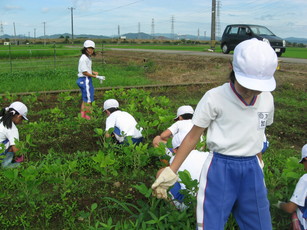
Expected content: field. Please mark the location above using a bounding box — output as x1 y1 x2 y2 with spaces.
0 46 306 229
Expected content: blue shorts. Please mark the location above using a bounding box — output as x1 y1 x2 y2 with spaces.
113 127 143 145
197 152 272 230
77 77 94 103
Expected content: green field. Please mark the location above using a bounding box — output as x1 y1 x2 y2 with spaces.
0 45 306 229
0 43 306 59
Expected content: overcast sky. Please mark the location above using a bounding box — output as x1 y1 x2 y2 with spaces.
1 0 306 39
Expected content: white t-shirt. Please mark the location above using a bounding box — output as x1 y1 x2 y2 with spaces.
168 120 193 149
0 121 19 151
290 174 307 229
170 150 209 190
192 83 274 157
78 54 92 77
105 110 143 143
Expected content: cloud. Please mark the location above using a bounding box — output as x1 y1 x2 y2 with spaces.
4 5 22 11
42 8 50 13
257 14 275 21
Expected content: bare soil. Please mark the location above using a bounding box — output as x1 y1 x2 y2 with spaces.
101 50 307 90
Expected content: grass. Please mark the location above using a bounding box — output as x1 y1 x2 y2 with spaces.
0 47 306 229
104 44 307 58
0 60 155 93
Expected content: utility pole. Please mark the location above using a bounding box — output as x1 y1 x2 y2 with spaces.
13 22 17 45
0 22 4 37
138 22 140 39
68 7 75 44
43 22 46 46
210 0 216 50
34 28 36 39
171 15 175 40
118 25 120 39
151 18 155 39
216 1 221 38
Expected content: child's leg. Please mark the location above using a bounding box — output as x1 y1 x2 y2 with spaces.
2 152 20 168
197 153 236 230
232 157 272 230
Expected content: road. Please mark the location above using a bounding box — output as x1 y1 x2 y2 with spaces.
108 48 307 64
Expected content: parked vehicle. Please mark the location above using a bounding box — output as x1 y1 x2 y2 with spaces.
221 24 286 57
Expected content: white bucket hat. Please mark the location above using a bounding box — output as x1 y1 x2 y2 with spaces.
299 144 307 163
103 99 119 111
8 101 28 120
174 105 194 120
233 38 278 92
83 40 95 49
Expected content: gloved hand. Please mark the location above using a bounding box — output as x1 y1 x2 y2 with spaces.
96 76 106 84
152 186 168 199
151 167 178 199
273 200 284 209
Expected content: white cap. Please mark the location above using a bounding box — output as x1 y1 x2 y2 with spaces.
83 40 95 49
103 99 119 111
8 101 28 120
174 105 194 120
299 144 307 163
233 38 278 92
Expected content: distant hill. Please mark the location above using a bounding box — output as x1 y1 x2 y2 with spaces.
285 37 307 44
1 33 306 44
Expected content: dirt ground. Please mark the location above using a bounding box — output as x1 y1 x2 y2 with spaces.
101 50 307 90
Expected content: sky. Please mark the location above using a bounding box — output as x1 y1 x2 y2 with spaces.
0 0 306 39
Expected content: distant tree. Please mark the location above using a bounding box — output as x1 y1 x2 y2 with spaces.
59 35 64 38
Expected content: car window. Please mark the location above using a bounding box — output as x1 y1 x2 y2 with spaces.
250 26 275 36
228 26 239 34
238 27 247 35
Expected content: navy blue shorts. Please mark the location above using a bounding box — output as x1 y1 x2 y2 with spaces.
197 152 272 230
77 77 94 103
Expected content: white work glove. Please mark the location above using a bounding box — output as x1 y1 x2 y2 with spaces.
273 200 284 209
151 167 178 199
96 76 106 84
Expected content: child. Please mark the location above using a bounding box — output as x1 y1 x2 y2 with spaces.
152 38 278 230
77 40 105 120
168 149 209 211
103 99 143 145
0 101 28 168
153 105 195 160
275 144 307 230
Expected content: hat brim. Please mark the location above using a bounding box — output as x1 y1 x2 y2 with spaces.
235 73 276 92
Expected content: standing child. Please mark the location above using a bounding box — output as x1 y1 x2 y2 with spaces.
103 99 143 145
275 144 307 230
0 101 28 168
152 38 278 230
77 40 105 120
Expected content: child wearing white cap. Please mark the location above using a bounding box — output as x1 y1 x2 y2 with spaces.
152 38 278 230
77 40 106 120
103 99 143 145
274 144 307 230
0 101 28 168
152 105 197 163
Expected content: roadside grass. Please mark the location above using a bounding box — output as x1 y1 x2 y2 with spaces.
104 44 307 58
0 62 155 93
0 43 306 60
